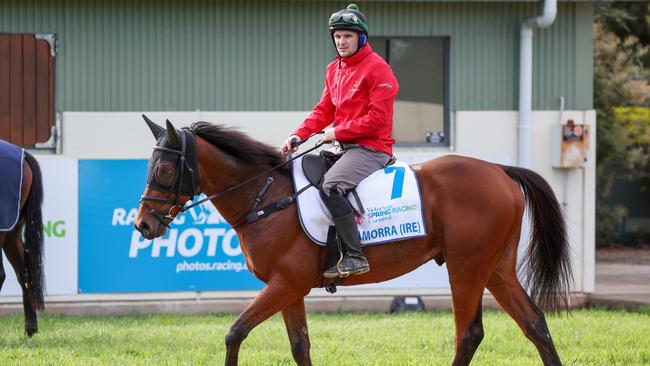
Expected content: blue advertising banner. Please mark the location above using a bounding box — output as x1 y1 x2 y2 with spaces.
78 160 264 293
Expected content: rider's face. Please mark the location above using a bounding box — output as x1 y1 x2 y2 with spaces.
333 30 359 57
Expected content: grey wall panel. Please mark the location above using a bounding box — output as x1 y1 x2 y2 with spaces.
0 1 593 111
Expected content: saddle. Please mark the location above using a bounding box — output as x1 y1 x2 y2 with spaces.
302 153 334 188
302 151 397 188
301 151 397 293
302 151 397 216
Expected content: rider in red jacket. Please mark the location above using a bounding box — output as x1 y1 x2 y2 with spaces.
281 4 399 278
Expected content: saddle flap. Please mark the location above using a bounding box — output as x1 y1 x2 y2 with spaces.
301 154 329 187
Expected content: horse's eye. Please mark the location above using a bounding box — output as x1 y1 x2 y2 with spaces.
155 163 176 187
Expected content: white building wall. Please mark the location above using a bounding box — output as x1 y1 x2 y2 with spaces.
2 110 595 303
62 111 308 159
63 110 596 293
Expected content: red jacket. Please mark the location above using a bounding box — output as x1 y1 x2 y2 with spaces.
293 44 399 156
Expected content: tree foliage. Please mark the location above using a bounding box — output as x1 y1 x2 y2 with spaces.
595 4 650 246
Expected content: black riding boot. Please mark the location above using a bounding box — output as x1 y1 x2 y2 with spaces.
320 189 369 278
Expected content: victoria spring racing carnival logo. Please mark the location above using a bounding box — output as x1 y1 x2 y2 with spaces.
112 194 247 273
355 166 424 242
361 166 413 226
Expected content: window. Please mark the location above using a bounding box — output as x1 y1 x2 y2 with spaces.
372 37 449 145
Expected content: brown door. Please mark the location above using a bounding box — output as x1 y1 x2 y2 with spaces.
0 33 56 148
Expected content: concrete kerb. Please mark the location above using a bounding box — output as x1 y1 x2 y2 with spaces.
0 293 590 316
587 295 650 311
5 254 646 316
590 262 650 311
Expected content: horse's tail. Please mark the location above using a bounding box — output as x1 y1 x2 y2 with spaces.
23 152 45 311
503 165 572 313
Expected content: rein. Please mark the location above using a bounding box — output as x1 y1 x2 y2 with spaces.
182 139 324 212
142 130 324 229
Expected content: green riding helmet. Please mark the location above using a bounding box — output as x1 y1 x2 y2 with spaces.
329 4 369 35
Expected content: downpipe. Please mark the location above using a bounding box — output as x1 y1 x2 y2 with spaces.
518 0 557 168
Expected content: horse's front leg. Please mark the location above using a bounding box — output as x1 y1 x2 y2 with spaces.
225 279 309 366
282 298 312 366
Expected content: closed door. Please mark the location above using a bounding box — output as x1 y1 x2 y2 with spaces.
0 34 55 147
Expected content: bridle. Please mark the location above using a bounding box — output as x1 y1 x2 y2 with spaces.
140 130 200 229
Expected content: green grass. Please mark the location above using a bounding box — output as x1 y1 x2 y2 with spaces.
0 309 648 365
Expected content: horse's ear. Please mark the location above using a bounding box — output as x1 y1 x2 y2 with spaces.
142 114 165 139
166 119 181 149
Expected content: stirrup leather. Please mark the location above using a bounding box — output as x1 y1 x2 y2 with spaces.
323 251 345 279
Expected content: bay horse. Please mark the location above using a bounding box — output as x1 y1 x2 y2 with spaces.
134 117 572 366
0 144 45 337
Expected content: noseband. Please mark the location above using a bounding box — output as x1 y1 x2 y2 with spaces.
140 131 199 228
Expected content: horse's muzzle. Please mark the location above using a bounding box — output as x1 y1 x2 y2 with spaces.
134 220 158 240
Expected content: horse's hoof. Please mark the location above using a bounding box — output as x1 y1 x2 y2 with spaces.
25 328 38 337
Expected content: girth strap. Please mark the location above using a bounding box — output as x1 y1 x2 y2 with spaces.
232 183 313 230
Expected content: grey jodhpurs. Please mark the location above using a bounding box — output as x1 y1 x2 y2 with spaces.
321 145 391 197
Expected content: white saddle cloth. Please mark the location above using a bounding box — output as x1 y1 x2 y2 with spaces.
292 155 427 246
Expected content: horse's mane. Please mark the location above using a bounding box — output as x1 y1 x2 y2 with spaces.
188 122 290 175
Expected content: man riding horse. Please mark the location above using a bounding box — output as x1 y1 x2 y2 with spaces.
137 6 572 363
281 4 399 279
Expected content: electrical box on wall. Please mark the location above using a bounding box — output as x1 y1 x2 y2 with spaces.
552 119 590 168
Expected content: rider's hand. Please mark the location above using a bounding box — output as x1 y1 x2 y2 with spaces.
320 127 336 144
281 135 301 155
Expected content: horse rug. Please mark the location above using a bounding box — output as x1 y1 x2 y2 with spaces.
292 155 427 246
0 139 24 232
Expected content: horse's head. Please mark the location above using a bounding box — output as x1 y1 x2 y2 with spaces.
134 115 202 239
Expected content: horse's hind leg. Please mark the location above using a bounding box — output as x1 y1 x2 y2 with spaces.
281 298 312 366
448 273 486 366
486 255 562 366
0 238 6 291
4 224 39 337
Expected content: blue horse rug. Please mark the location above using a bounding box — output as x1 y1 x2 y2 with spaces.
0 139 25 232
